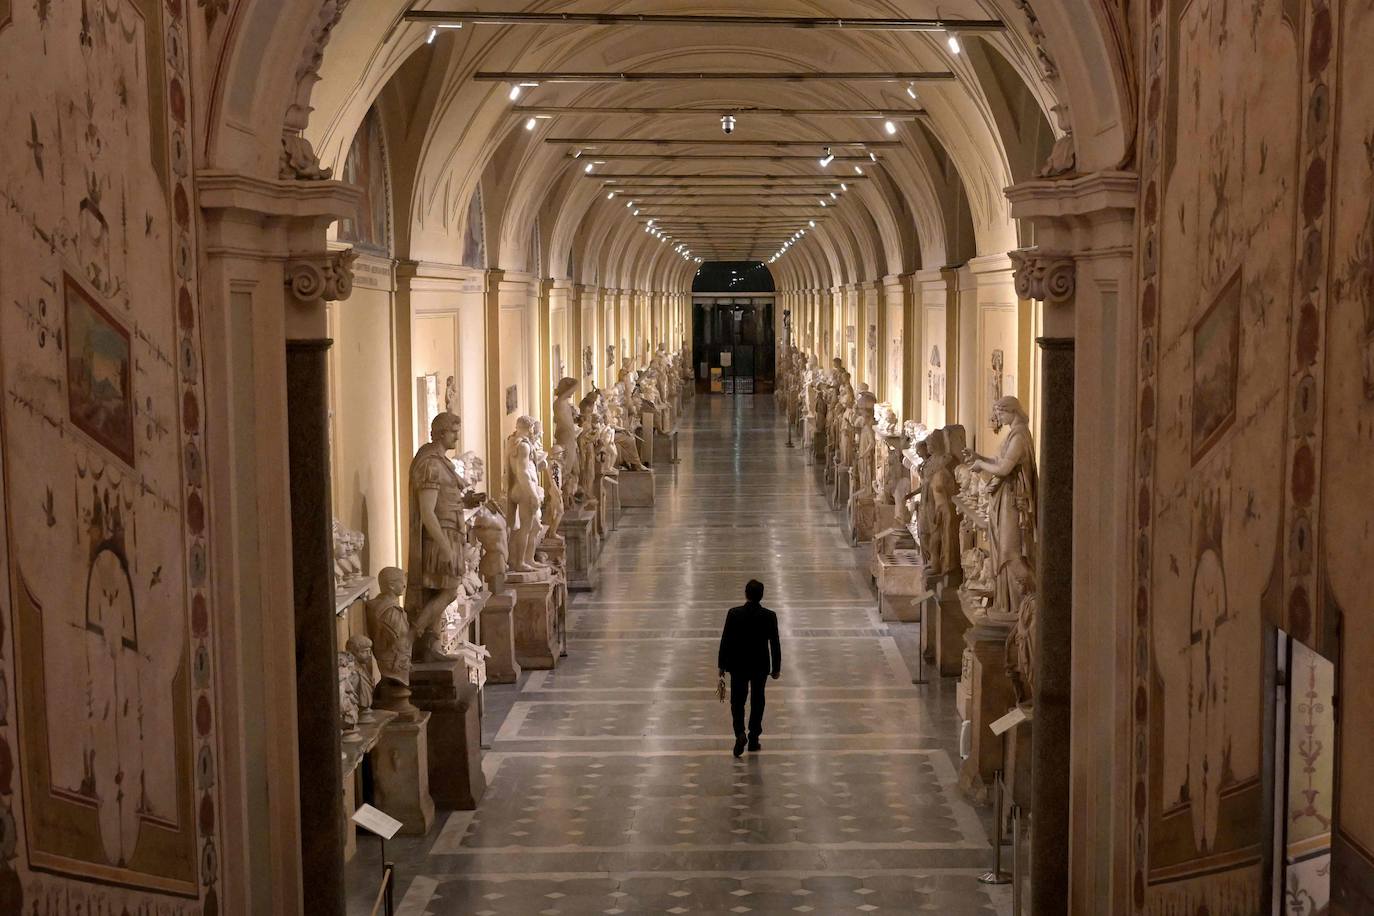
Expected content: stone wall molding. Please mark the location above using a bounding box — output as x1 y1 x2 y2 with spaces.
281 0 353 180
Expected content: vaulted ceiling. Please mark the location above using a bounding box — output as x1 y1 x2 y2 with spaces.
304 2 1067 293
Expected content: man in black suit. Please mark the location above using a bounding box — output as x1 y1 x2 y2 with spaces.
718 579 782 757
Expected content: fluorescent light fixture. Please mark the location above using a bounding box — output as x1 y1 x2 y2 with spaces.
870 151 879 162
841 183 848 191
820 200 828 207
854 165 864 175
607 191 616 199
634 209 640 216
509 85 523 101
830 192 838 199
809 220 816 227
626 201 634 208
525 118 537 130
947 33 961 53
884 120 898 135
427 27 438 43
584 162 594 173
819 147 835 167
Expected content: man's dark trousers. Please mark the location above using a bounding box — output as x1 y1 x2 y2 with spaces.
730 672 768 741
718 601 782 743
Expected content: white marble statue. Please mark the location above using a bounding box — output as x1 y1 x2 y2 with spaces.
962 396 1038 622
505 415 547 573
554 377 581 502
332 519 366 589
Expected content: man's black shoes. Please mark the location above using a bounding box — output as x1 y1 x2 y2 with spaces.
733 737 746 758
748 739 761 753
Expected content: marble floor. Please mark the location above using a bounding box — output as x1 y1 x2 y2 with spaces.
348 394 1009 915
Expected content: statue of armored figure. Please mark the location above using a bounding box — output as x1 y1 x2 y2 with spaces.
961 396 1038 622
553 377 581 502
505 415 547 573
405 413 484 663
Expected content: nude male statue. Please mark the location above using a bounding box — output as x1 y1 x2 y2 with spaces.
505 415 546 572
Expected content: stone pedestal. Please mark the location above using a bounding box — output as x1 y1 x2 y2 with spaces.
619 468 656 507
409 662 485 810
600 477 620 531
874 501 897 536
372 713 437 835
639 413 656 465
341 710 396 861
877 549 928 622
930 574 970 677
512 577 559 669
957 616 1017 805
847 493 877 544
480 590 521 683
560 510 599 591
830 466 851 510
654 428 679 463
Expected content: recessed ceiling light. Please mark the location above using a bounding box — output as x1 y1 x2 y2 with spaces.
884 120 898 135
947 33 962 54
509 85 523 101
525 118 537 131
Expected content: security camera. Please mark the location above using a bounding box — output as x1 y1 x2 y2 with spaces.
720 115 737 135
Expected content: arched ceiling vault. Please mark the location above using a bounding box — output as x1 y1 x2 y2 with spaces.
283 0 1121 295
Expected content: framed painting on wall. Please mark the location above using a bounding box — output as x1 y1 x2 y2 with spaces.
65 273 135 466
1191 270 1242 463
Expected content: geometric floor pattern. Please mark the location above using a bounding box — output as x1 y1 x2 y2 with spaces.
348 395 1010 915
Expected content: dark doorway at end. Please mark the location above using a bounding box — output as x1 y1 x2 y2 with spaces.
692 262 777 396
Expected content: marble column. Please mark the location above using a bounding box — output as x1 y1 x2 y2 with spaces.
1032 335 1074 914
286 338 345 915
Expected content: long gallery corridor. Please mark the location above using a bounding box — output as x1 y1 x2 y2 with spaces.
374 396 1008 915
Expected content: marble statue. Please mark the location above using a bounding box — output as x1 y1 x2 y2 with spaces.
345 634 376 715
917 429 962 576
472 503 509 593
553 377 581 502
962 396 1037 620
606 385 648 470
1005 557 1039 704
339 649 361 741
405 413 482 662
332 519 365 588
543 444 567 540
444 375 458 415
878 428 908 507
577 391 603 509
366 567 414 712
854 391 878 494
505 415 546 573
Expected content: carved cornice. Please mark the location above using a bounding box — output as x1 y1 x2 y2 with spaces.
286 248 358 302
1009 249 1075 304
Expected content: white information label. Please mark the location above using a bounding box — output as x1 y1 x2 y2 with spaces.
989 705 1031 737
352 803 404 840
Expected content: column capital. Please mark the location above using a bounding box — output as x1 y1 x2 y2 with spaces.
1004 169 1138 255
1009 249 1076 305
285 247 358 303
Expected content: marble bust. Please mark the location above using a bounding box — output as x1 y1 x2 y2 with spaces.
366 567 414 713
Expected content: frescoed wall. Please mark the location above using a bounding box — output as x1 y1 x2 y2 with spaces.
0 0 220 910
1129 0 1374 909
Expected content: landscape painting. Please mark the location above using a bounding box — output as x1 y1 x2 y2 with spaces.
65 274 134 466
1191 271 1241 463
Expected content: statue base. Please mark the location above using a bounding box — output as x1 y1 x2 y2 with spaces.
600 477 620 532
372 712 437 835
956 616 1017 806
846 493 876 545
829 465 851 510
927 573 971 676
654 428 680 464
639 412 657 465
874 501 898 538
560 510 599 591
618 468 656 507
342 710 397 861
479 590 521 684
409 662 486 810
513 578 559 670
877 549 927 623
